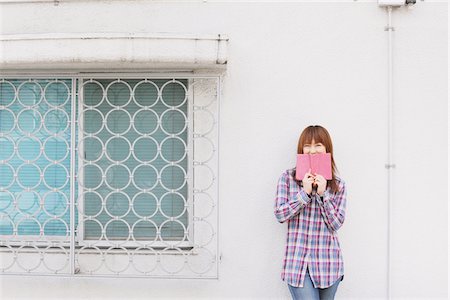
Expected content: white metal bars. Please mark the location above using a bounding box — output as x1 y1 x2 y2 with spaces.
0 76 219 278
0 79 73 275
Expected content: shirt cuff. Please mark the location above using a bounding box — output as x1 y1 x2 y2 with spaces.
295 188 313 206
316 189 335 212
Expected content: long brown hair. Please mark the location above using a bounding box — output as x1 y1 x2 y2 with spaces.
295 125 340 194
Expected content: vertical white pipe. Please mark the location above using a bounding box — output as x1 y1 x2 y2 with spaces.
386 5 395 300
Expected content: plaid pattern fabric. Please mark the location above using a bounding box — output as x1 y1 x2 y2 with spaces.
274 168 347 288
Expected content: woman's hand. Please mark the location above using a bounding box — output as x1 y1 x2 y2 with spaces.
302 168 315 195
313 174 327 196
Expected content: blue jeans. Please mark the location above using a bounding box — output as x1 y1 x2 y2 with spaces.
287 266 343 300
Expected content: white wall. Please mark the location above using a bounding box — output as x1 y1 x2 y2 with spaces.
0 1 447 299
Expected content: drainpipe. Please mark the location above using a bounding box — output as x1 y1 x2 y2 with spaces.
378 1 416 299
385 6 395 300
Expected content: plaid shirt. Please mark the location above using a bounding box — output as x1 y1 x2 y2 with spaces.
274 168 347 288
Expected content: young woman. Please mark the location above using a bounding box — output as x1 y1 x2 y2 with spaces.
274 125 347 300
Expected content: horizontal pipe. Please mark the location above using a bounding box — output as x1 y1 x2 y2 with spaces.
0 0 447 4
0 32 228 42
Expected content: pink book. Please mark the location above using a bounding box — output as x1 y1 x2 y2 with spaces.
295 153 332 181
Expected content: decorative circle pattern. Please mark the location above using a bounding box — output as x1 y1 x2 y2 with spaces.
0 78 218 278
0 79 72 274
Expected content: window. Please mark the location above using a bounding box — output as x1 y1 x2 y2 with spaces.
0 75 219 277
0 79 72 241
79 79 191 247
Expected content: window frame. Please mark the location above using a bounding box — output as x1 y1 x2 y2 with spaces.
0 72 221 277
0 78 74 245
75 77 195 249
0 74 213 250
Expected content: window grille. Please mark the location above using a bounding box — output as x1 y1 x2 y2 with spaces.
0 75 220 278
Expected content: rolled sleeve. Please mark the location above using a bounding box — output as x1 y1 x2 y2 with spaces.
274 171 313 223
315 181 347 232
